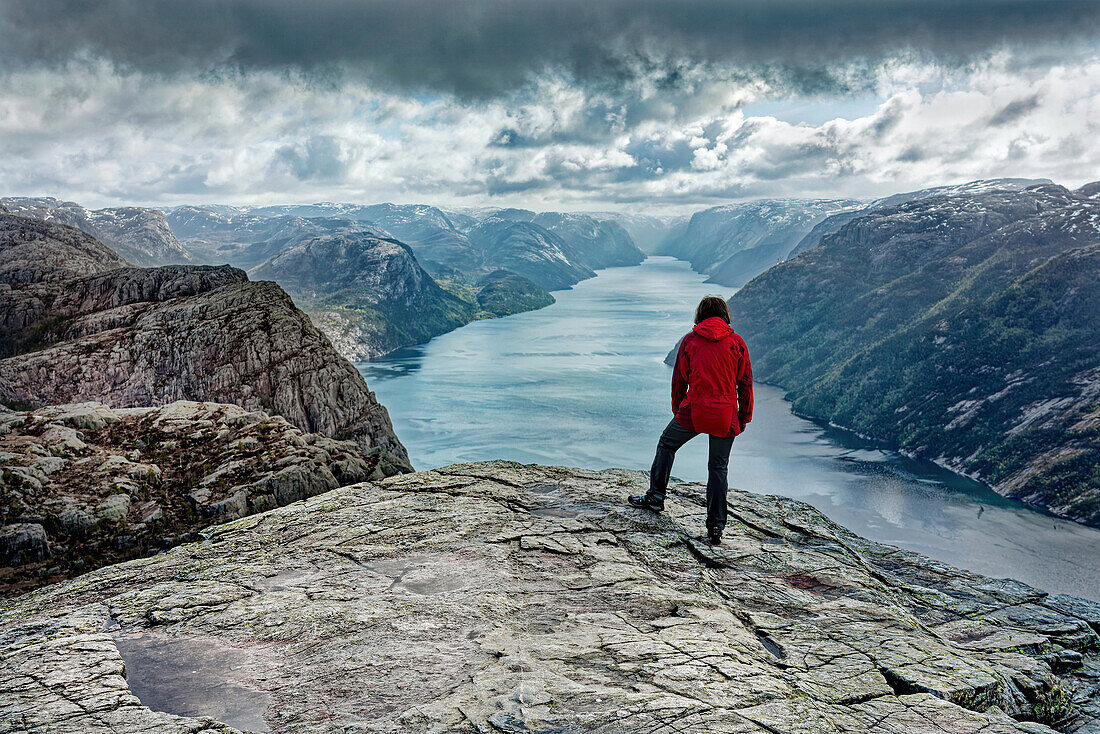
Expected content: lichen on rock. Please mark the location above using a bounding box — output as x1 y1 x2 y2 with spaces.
1 462 1096 732
0 400 386 597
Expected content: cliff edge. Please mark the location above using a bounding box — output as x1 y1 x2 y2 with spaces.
0 212 410 472
2 462 1096 733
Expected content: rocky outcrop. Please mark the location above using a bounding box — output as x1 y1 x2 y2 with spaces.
495 210 647 269
0 400 383 597
659 198 860 286
727 182 1100 527
165 207 382 270
250 229 475 361
1 462 1096 732
467 217 596 290
1 197 194 267
1 262 247 354
0 213 129 284
0 213 410 471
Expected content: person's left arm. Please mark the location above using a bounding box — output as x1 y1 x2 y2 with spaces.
671 336 690 413
736 339 754 428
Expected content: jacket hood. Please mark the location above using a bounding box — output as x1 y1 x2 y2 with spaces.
693 316 733 342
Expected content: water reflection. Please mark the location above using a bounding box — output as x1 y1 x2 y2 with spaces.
359 257 1100 601
114 633 270 733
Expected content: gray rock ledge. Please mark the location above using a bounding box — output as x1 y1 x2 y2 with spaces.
1 462 1097 733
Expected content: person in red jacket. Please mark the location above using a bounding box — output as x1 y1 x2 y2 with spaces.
629 295 753 545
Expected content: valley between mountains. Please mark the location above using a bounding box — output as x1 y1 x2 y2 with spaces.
1 178 1098 732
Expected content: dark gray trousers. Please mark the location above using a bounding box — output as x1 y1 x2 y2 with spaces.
647 419 734 532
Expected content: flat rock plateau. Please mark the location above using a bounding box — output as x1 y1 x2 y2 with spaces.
2 462 1098 733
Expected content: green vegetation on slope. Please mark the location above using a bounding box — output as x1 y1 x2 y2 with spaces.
728 183 1100 526
472 269 556 317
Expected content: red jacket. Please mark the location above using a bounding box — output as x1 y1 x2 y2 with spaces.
671 316 754 438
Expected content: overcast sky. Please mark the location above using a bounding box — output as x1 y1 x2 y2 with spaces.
2 0 1099 211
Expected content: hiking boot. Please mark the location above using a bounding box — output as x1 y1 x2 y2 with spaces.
627 495 663 513
708 527 722 545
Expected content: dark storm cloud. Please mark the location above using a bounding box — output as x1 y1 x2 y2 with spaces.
988 94 1042 126
2 0 1098 96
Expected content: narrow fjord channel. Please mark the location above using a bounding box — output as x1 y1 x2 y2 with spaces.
359 256 1100 600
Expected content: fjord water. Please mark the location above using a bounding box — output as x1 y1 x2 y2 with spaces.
359 257 1100 600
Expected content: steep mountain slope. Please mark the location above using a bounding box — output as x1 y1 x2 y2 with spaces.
2 197 194 266
246 202 487 273
0 213 409 472
727 182 1099 526
250 230 475 360
791 178 1052 256
660 198 860 286
466 218 596 289
494 209 646 269
3 462 1097 732
592 211 689 253
169 206 556 358
166 207 387 269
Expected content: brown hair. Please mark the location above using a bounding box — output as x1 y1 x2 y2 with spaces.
694 295 730 324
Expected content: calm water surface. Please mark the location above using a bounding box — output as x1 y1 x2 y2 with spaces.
359 257 1100 600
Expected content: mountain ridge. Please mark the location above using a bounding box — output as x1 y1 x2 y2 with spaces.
725 180 1100 526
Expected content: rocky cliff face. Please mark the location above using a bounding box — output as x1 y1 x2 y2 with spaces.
727 182 1100 526
165 207 386 270
0 213 409 472
1 462 1096 733
495 210 647 269
0 401 384 597
467 217 597 290
2 197 194 267
592 211 689 253
659 198 860 286
250 230 475 360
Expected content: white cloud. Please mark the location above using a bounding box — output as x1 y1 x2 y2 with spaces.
0 51 1098 210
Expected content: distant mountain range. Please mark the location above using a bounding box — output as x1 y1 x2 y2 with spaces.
249 229 475 359
790 178 1052 256
7 198 650 360
1 197 194 267
658 198 862 287
725 179 1099 526
593 212 689 254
